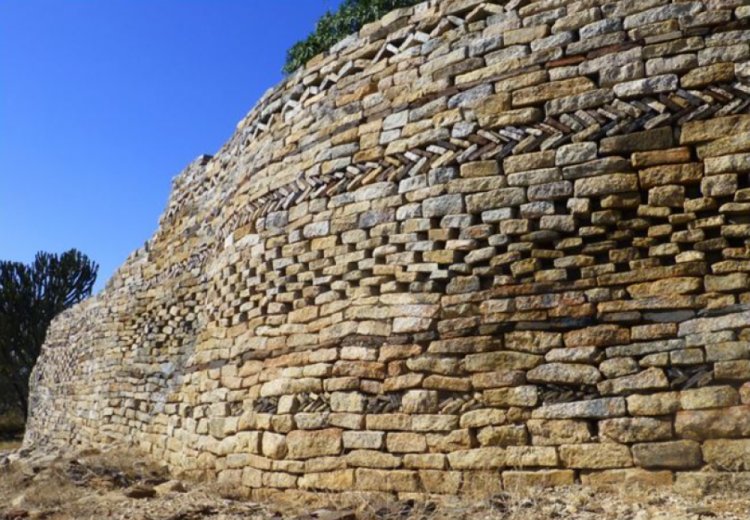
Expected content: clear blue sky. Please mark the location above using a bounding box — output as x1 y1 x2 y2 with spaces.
0 0 341 292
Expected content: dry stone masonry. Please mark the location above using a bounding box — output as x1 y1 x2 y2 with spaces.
24 0 750 498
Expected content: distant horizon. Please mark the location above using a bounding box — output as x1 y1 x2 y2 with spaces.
0 0 341 293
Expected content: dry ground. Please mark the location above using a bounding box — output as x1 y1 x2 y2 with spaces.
0 440 20 452
1 446 750 520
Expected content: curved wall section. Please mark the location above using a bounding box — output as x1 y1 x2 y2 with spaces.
25 0 750 496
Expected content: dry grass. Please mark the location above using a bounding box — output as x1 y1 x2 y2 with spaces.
258 480 750 520
2 448 750 519
0 447 271 520
0 410 24 435
0 410 24 459
0 440 21 452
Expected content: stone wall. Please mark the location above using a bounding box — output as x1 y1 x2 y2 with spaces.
24 0 750 497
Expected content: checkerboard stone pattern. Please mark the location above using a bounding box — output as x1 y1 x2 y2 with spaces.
23 0 750 498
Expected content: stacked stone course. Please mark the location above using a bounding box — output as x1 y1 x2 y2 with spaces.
24 0 750 498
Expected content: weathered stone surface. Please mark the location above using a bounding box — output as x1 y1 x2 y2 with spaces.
505 331 562 354
632 148 691 168
484 386 539 407
347 450 400 469
627 277 699 298
262 433 288 460
701 173 737 197
513 77 594 107
681 115 750 144
465 351 542 372
470 370 526 390
386 432 427 453
466 188 526 212
581 468 673 488
287 429 342 460
600 358 638 379
342 431 383 450
460 161 499 178
24 0 750 495
676 406 750 440
355 469 419 492
597 368 669 396
480 107 543 128
702 439 750 471
679 386 739 410
681 63 735 88
679 311 750 337
556 142 597 166
705 273 748 293
532 398 627 419
546 89 614 116
401 390 439 414
560 444 633 469
459 409 506 429
419 470 461 494
605 339 684 358
545 347 600 364
599 417 672 443
477 424 528 447
715 360 750 381
647 185 684 208
646 54 697 76
527 363 602 385
503 446 558 467
447 448 506 470
574 174 639 197
578 46 640 76
600 128 674 154
527 419 592 446
504 151 555 174
564 325 630 348
613 75 678 98
503 470 575 489
675 472 750 497
707 342 750 363
330 392 365 413
626 392 679 416
622 3 703 30
298 470 354 490
700 132 750 158
632 441 703 470
639 163 702 188
423 194 464 217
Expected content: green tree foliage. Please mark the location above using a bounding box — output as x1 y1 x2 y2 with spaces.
0 250 98 419
283 0 424 74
